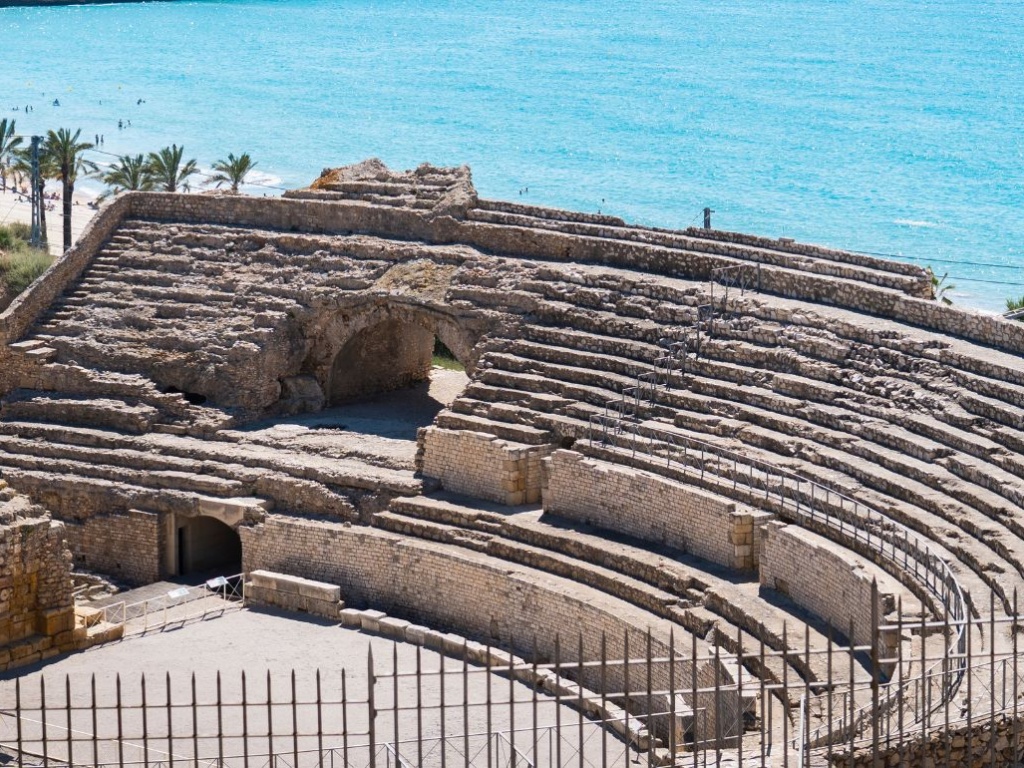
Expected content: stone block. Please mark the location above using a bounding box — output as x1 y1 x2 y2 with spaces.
359 609 388 633
339 608 364 628
377 617 411 640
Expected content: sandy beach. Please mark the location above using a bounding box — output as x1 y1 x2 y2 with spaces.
0 184 98 255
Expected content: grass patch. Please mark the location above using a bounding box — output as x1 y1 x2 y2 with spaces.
0 224 53 295
432 338 465 371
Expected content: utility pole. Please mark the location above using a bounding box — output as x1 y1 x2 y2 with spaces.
703 206 714 230
29 136 43 249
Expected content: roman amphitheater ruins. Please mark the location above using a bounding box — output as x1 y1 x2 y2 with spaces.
2 159 1024 766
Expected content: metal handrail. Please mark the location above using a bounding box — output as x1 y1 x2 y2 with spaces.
586 414 968 750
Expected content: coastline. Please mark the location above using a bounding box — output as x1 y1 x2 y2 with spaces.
0 0 178 7
0 186 98 255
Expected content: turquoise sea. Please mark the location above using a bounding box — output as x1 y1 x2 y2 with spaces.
1 0 1021 312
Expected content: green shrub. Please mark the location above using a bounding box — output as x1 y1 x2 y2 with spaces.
0 248 53 294
6 222 31 242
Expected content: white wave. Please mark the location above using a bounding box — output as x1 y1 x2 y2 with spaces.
893 219 939 229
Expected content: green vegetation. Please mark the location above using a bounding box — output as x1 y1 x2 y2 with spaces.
0 119 23 193
0 224 53 295
209 152 258 192
928 268 955 306
146 144 198 193
101 153 156 195
1006 296 1024 318
432 338 465 371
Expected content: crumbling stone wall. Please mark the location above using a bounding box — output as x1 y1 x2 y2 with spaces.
542 450 770 571
419 427 550 505
0 486 78 671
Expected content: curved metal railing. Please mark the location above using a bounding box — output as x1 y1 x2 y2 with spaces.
586 413 969 752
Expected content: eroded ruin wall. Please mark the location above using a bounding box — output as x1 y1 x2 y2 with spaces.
0 505 78 670
543 450 770 571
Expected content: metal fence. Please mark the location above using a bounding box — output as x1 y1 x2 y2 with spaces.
98 575 246 637
2 605 1021 768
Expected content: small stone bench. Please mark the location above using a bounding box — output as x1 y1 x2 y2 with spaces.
245 570 344 620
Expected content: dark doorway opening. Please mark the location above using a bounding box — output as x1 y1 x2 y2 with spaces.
176 516 242 576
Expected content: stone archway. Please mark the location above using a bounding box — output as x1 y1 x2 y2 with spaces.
173 516 243 576
320 305 477 408
327 317 435 405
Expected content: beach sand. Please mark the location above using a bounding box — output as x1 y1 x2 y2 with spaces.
0 185 99 255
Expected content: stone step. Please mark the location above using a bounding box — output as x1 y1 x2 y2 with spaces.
581 427 1004 613
1 394 159 434
434 410 553 446
378 502 855 691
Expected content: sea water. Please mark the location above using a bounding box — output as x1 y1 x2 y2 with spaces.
1 0 1021 312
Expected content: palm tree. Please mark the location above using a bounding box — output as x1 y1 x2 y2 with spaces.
102 154 155 195
146 144 198 193
0 118 23 193
928 268 955 306
208 152 257 193
41 128 97 252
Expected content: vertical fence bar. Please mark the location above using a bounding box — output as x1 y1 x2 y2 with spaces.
896 606 904 767
265 670 274 768
804 624 811 768
510 643 516 768
692 632 698 768
578 634 585 768
217 672 225 768
41 676 49 768
1013 591 1019 768
826 623 834 765
601 633 608 768
781 624 788 768
990 591 996 768
669 630 677 761
714 637 723 764
416 647 424 768
966 616 973 758
646 631 654 766
759 635 766 768
871 581 880 768
342 669 350 768
486 642 493 768
368 648 376 768
92 671 97 768
392 643 400 766
166 673 172 768
317 669 324 767
66 674 74 768
533 637 540 768
622 631 630 768
283 670 294 768
438 648 447 768
848 619 856 768
463 643 470 768
737 625 744 768
554 636 562 768
242 670 249 768
190 673 197 768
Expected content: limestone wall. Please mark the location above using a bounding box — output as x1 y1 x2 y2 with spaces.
63 509 162 586
759 522 896 655
543 450 769 571
420 427 550 505
240 514 741 744
0 493 78 671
